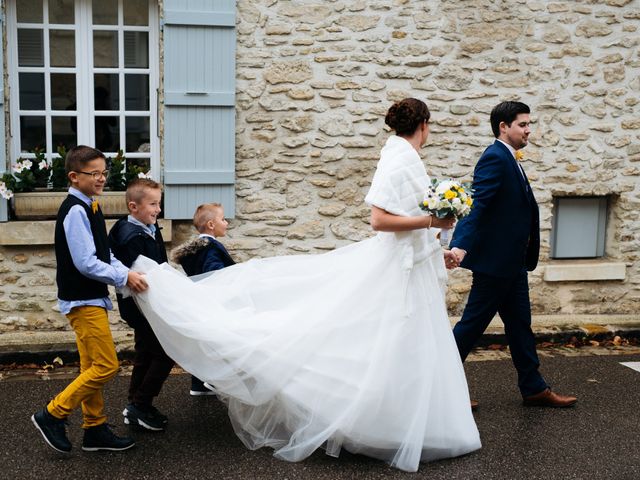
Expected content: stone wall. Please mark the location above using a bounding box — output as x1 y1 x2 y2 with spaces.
1 0 639 332
230 0 640 316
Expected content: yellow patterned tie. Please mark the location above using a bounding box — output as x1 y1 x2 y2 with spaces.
91 199 99 214
515 150 524 161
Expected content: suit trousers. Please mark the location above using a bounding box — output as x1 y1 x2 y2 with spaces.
48 306 119 428
128 321 174 407
453 270 548 397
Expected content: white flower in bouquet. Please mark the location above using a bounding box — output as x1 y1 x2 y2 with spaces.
435 180 455 195
38 160 49 170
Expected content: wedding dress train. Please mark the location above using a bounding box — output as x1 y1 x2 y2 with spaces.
132 135 481 472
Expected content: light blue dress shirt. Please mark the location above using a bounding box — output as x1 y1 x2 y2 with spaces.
57 187 129 315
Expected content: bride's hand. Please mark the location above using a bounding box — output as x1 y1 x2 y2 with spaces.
431 215 455 230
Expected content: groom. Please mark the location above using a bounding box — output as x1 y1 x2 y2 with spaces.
450 101 577 408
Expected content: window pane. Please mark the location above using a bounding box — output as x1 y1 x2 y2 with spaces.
124 0 148 26
123 32 148 68
20 116 46 152
18 29 44 67
125 74 149 110
126 117 150 152
52 116 77 150
93 0 118 25
93 31 118 67
19 73 45 110
94 74 119 110
50 30 75 67
17 0 43 23
49 0 74 24
94 116 119 152
51 73 76 110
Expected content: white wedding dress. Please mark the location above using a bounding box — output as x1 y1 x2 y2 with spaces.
133 135 481 472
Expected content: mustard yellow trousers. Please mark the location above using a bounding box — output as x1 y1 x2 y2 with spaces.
47 306 120 428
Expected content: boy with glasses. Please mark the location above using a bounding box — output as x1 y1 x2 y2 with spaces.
31 145 148 453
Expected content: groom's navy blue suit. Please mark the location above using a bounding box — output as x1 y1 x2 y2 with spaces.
450 140 547 397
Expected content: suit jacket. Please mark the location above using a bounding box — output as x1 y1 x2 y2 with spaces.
450 140 540 278
108 217 167 328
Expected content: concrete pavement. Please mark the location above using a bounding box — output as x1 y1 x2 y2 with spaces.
1 347 639 479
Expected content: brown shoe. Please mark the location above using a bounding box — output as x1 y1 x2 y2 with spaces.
470 399 479 411
522 388 577 408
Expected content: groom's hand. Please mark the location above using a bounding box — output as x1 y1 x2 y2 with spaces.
444 250 460 270
451 247 466 264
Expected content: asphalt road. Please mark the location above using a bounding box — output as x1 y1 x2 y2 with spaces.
1 353 639 480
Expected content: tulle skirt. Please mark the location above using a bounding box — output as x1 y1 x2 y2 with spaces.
132 234 481 472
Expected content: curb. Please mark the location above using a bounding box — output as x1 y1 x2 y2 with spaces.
1 318 639 365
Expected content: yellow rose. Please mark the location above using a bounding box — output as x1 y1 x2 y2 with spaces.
444 190 457 200
466 198 473 206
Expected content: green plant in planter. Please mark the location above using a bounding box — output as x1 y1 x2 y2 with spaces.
106 150 152 191
106 150 127 191
50 146 68 190
0 148 50 199
1 147 151 200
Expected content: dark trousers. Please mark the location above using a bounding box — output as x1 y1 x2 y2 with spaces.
453 269 548 397
128 322 174 407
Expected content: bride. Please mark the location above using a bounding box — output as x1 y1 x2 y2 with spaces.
132 98 481 472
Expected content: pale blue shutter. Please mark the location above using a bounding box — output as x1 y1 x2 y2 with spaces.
0 11 7 222
163 0 236 219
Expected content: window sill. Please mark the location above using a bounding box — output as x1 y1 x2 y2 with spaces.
543 260 626 282
0 219 172 246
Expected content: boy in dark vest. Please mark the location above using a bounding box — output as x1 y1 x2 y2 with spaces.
108 178 174 432
171 203 235 395
31 145 148 453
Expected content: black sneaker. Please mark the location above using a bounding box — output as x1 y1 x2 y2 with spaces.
190 376 215 396
123 404 167 431
31 408 72 453
82 423 135 452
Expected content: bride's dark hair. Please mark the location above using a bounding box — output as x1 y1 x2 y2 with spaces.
385 98 431 135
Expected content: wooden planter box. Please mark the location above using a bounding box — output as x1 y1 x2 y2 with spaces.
12 191 128 220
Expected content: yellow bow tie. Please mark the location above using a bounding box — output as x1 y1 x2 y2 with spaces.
515 150 524 161
91 200 99 214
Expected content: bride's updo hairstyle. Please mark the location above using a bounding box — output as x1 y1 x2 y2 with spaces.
385 98 431 136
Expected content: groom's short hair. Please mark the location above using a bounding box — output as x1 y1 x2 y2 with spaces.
490 101 530 138
193 203 223 232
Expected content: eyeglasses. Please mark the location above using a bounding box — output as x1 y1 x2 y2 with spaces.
76 170 110 180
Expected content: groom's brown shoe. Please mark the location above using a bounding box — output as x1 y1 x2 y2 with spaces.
522 388 577 408
470 400 479 411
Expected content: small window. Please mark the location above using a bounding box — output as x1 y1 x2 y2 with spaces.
551 196 608 259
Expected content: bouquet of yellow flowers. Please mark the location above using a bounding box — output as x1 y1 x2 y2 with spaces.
420 179 474 245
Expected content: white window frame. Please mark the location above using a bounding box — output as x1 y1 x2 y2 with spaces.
6 0 159 179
